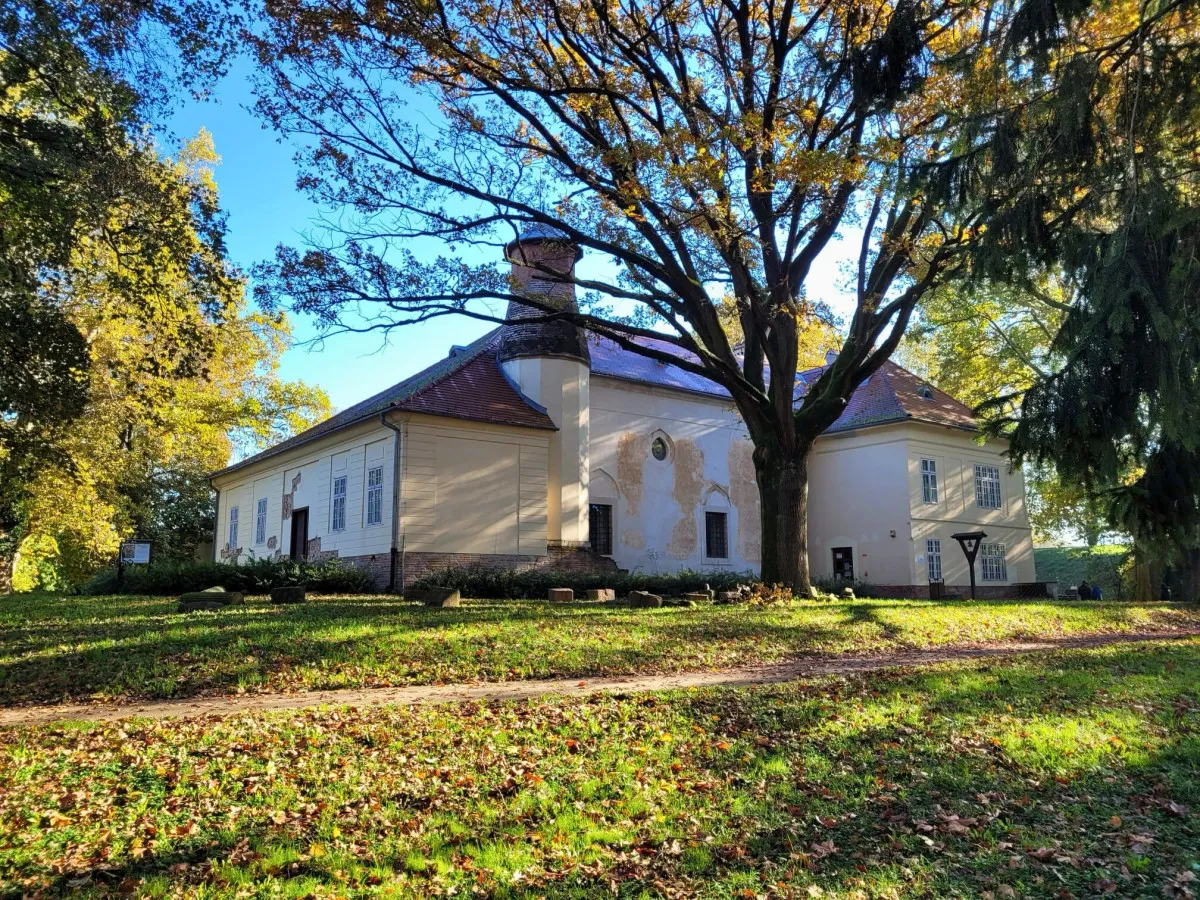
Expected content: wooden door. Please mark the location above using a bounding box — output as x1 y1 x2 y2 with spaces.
832 547 854 580
290 508 309 561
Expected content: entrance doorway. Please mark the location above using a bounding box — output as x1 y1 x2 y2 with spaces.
290 508 309 561
832 546 854 580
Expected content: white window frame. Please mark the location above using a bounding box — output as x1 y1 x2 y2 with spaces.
331 475 347 532
926 538 942 582
366 466 384 527
227 506 239 549
981 542 1008 582
920 458 939 504
255 498 267 544
975 464 1003 509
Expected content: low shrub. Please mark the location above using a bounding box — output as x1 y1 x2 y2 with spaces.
83 557 376 596
409 565 755 600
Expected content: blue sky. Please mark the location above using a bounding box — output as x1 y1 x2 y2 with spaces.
169 62 858 413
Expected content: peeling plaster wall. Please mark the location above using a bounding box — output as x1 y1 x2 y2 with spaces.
590 377 760 574
727 439 761 564
211 421 396 564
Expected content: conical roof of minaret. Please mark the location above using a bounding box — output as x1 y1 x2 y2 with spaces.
499 225 591 365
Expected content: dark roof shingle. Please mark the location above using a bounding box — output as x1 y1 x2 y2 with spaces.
218 328 978 480
590 334 977 434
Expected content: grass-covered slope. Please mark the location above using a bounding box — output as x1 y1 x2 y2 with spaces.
2 640 1197 897
1 593 1197 705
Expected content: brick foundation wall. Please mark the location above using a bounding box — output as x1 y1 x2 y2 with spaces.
396 547 619 592
339 552 394 590
339 547 619 592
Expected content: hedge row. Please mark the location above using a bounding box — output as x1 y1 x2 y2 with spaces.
407 565 756 600
83 557 376 596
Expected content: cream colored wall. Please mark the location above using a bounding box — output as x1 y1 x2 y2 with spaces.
808 429 914 584
212 420 396 562
905 425 1035 587
397 414 550 555
501 357 589 544
807 423 1035 587
589 377 760 574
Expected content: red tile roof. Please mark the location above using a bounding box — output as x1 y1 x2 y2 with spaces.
213 330 553 478
393 337 557 428
816 361 977 434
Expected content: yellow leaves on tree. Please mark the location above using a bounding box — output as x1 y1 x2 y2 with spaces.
12 134 330 590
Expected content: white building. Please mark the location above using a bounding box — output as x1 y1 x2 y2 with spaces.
211 229 1036 597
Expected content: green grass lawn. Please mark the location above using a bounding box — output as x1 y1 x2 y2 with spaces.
1 640 1196 897
1 593 1199 706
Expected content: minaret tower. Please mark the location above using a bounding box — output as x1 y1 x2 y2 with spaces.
499 225 591 547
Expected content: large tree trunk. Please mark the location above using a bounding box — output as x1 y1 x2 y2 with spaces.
756 448 811 594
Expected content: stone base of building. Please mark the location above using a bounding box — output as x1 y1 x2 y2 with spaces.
339 546 620 592
338 552 394 589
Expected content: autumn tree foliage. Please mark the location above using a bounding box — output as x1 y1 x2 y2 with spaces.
7 135 332 591
1 3 329 589
250 0 1199 589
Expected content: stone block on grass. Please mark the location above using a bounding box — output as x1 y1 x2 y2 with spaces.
683 592 710 604
586 588 616 602
628 590 663 608
177 589 244 612
422 587 461 608
270 586 306 605
548 588 575 603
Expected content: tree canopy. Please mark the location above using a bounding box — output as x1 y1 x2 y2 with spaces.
1 1 240 483
247 0 1200 588
9 135 331 591
1 2 328 590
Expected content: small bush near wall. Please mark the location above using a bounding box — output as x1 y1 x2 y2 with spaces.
410 566 755 600
83 558 376 596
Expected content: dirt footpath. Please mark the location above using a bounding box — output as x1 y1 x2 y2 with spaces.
2 630 1196 728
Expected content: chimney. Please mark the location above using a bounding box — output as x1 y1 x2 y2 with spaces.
498 224 591 365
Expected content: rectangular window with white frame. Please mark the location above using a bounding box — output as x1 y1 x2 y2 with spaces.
331 475 347 531
975 464 1002 509
926 538 942 582
366 466 383 526
227 506 239 549
255 498 267 544
981 542 1008 581
920 458 938 504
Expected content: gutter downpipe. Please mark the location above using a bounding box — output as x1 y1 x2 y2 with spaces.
210 479 220 564
380 410 405 594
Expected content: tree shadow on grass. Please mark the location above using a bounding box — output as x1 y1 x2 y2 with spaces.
645 645 1200 897
2 595 1195 707
6 644 1198 898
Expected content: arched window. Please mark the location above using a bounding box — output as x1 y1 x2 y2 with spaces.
702 486 732 561
589 469 620 556
648 429 673 462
